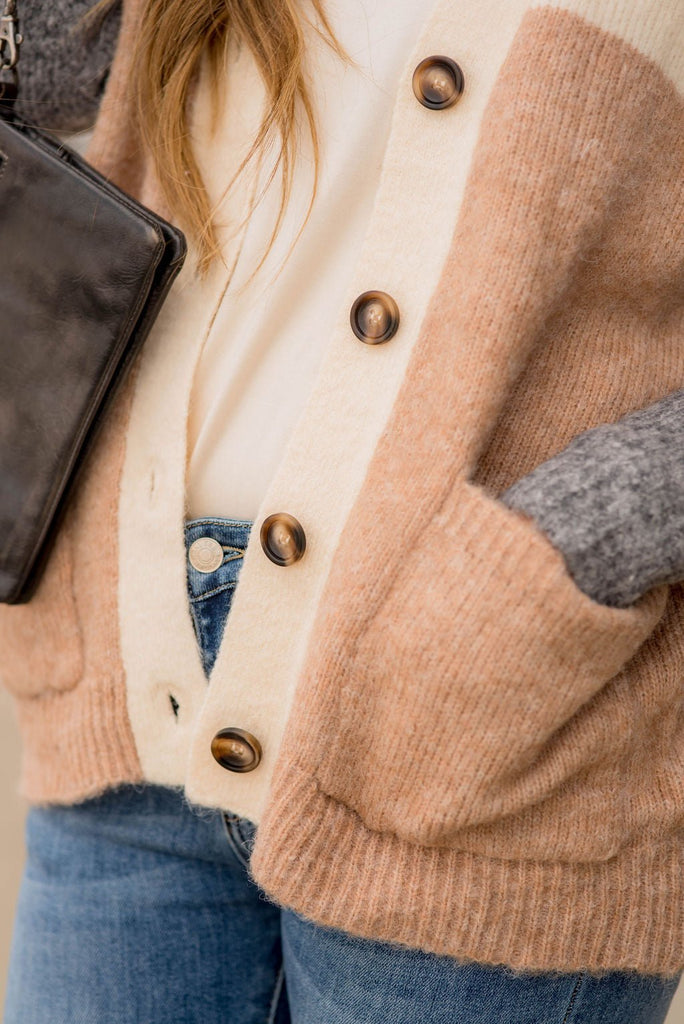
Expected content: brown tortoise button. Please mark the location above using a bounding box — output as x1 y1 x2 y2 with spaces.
412 56 464 110
260 512 306 566
350 290 400 345
211 728 262 773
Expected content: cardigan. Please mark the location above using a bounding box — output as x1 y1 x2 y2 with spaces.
18 0 684 605
1 0 683 979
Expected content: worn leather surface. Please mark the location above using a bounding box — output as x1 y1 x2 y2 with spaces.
0 114 186 603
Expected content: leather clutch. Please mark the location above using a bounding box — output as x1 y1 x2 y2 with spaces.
0 107 186 603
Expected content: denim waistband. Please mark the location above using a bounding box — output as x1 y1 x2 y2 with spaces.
184 516 253 599
184 516 253 676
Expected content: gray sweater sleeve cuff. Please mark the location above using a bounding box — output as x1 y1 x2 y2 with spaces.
14 1 121 134
500 387 684 608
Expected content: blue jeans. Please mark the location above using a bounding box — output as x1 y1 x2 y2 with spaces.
4 516 682 1023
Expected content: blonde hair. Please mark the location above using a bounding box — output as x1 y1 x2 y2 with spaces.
88 0 350 278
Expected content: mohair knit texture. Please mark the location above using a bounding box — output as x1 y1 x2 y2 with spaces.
1 0 683 980
501 387 684 607
13 0 121 133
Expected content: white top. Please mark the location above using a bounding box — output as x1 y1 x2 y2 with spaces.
185 0 436 520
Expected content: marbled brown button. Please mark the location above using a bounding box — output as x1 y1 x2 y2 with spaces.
260 512 306 566
412 56 464 110
211 728 262 773
350 290 400 345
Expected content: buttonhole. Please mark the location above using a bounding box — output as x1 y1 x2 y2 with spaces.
149 470 156 497
169 694 180 718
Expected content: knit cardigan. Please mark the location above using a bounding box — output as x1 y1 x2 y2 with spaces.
1 0 683 978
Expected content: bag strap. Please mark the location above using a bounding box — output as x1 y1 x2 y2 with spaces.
0 0 21 102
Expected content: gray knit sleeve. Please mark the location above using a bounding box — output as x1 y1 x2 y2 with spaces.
14 0 121 133
500 387 684 608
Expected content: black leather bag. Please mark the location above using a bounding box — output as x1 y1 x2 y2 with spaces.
0 9 186 604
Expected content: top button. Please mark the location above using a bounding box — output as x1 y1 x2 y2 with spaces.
412 56 464 110
260 513 306 566
188 536 224 573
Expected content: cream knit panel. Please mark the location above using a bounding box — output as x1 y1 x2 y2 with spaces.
180 0 531 819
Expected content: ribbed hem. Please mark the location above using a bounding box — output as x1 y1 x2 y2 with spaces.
13 675 142 806
251 765 684 978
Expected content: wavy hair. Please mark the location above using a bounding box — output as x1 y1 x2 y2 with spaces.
88 0 350 277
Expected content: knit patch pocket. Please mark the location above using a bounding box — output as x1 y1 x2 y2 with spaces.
0 520 83 698
306 481 669 862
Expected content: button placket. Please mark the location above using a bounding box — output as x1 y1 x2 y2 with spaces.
206 51 468 788
209 514 305 772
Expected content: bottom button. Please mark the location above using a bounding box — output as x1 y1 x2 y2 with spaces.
211 728 262 773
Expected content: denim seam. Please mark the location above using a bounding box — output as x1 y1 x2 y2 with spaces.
221 813 252 870
185 517 253 528
560 974 585 1024
189 603 211 664
236 818 257 856
189 580 238 603
266 962 286 1024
